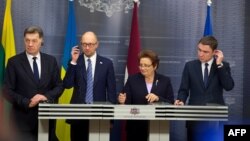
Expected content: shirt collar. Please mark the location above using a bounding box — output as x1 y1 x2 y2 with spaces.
203 58 214 66
26 52 41 61
84 52 97 62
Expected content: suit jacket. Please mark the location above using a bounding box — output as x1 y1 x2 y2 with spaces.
124 72 174 105
177 59 234 105
4 52 63 131
63 54 116 105
123 72 174 141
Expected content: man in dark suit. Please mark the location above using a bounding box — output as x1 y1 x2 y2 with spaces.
4 26 64 141
63 31 117 141
175 36 234 141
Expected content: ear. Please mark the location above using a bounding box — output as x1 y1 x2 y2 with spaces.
213 49 218 57
96 41 99 48
212 50 216 55
154 65 158 70
40 38 44 46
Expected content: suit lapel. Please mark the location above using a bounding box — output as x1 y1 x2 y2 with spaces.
39 53 47 85
141 74 149 94
197 60 216 89
150 73 158 94
207 60 217 88
93 56 101 88
79 55 87 82
20 52 38 84
195 61 205 88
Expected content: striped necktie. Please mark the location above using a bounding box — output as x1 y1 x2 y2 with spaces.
85 58 93 103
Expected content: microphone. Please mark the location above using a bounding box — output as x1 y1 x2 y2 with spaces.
155 80 159 86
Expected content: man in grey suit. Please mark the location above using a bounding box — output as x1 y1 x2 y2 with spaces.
63 31 117 141
175 36 234 141
4 26 64 141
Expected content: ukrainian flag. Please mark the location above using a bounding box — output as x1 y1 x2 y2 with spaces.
56 0 77 140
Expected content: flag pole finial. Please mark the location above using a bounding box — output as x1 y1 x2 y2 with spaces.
207 0 212 6
133 0 140 7
134 0 139 3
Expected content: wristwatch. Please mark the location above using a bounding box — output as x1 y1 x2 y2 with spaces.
217 63 223 68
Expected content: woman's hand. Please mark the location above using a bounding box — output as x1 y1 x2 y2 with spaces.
145 93 159 103
118 93 126 104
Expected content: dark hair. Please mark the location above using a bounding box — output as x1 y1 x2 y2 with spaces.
24 26 44 38
198 36 218 50
138 49 159 69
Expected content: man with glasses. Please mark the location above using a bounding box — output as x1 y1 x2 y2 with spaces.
63 31 117 141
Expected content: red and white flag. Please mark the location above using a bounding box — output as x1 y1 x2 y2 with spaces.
121 1 141 141
124 0 141 82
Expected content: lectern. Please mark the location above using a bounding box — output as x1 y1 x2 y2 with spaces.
38 104 228 141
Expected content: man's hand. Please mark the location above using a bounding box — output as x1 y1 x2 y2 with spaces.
29 94 47 108
71 46 80 63
174 100 184 106
214 49 224 65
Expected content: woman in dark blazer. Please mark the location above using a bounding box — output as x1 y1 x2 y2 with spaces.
118 49 174 141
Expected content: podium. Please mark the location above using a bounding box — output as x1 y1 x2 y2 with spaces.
38 104 228 141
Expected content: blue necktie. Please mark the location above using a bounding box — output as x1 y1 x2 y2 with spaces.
85 59 93 104
33 57 39 82
204 63 209 88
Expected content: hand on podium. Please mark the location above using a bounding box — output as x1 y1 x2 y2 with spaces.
118 93 126 104
174 100 184 106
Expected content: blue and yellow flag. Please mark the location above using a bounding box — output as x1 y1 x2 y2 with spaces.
56 0 77 140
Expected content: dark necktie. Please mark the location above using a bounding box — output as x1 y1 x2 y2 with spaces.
33 57 39 82
204 63 209 88
85 59 93 104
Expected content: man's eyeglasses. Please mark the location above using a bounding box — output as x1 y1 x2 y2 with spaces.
139 64 153 68
81 42 97 48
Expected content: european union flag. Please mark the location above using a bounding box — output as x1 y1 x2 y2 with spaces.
204 1 213 36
